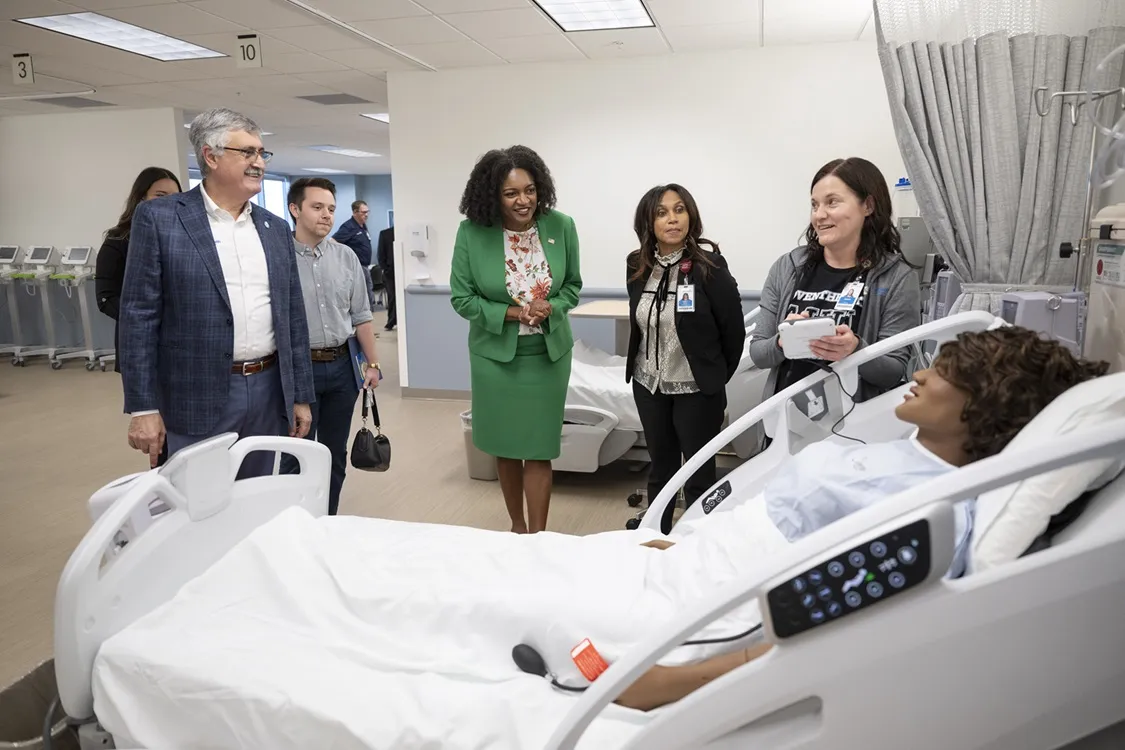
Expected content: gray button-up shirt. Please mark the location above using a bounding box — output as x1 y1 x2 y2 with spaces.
292 236 373 349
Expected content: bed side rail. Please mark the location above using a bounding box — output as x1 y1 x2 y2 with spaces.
641 311 998 532
544 418 1125 750
54 434 332 722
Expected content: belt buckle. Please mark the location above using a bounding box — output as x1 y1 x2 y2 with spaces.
239 359 259 376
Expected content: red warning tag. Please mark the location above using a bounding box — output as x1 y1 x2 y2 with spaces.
570 638 609 682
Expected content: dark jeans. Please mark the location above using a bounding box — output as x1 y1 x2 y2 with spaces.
633 381 727 533
166 366 287 479
380 266 396 328
281 355 359 515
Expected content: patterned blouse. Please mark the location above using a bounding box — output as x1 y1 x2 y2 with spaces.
633 248 700 395
504 225 552 336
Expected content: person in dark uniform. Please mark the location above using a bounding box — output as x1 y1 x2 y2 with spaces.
95 166 182 466
333 199 376 309
376 224 396 330
625 184 746 532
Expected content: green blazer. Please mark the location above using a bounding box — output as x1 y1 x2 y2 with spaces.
450 209 583 363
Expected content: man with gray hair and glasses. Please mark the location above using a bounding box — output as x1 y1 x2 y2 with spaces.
118 107 315 475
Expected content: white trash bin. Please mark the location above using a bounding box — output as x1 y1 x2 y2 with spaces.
460 411 498 481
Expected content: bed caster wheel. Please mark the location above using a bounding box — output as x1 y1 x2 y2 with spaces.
626 492 644 508
10 358 21 366
85 361 96 371
51 360 63 370
625 517 641 531
100 362 108 372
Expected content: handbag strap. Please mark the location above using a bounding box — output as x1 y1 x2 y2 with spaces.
362 388 382 432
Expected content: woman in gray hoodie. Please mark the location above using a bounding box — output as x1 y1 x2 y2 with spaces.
749 157 921 404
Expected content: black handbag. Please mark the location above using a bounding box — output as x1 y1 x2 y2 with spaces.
350 388 391 472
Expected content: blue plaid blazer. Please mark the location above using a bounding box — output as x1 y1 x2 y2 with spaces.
118 186 314 436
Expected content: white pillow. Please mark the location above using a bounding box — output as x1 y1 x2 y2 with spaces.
969 372 1125 573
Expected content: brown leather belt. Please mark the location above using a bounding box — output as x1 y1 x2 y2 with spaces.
232 352 277 375
310 343 349 362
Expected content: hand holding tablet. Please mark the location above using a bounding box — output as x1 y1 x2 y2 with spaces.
777 316 840 360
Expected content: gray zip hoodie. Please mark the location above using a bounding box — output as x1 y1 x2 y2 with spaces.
748 246 922 403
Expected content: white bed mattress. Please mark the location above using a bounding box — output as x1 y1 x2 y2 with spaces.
93 498 788 750
567 340 643 432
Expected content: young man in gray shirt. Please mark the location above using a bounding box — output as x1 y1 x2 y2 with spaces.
284 177 382 515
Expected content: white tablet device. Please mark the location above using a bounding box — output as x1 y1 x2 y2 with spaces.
777 317 837 360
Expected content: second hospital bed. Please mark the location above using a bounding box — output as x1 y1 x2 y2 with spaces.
53 311 1125 750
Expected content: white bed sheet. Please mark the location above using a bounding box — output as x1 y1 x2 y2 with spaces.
568 340 643 432
93 497 788 750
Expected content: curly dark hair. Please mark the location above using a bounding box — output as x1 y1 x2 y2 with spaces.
458 145 557 227
801 157 904 277
629 183 718 283
935 327 1109 462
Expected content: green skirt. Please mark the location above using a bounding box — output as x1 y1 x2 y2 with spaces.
469 334 572 461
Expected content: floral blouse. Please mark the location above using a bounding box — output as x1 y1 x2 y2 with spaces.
504 226 553 336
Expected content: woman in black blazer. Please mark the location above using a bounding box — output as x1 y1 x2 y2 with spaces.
95 166 182 373
625 184 745 531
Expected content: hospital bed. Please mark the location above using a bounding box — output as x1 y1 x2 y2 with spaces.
555 308 768 473
52 311 1125 750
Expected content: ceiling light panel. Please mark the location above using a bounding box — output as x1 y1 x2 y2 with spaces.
304 168 349 174
17 13 225 61
308 145 381 158
533 0 655 32
361 113 390 123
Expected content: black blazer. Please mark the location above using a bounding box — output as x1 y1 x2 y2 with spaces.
625 250 746 396
95 234 128 373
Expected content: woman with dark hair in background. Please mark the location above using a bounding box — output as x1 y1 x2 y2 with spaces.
748 157 921 404
449 145 583 534
626 184 745 531
96 166 181 463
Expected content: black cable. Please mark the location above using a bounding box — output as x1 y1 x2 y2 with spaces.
43 696 58 750
681 622 762 646
810 362 865 446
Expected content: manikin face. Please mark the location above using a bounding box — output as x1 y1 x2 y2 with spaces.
810 174 872 253
500 168 537 229
289 187 336 242
894 364 970 441
203 129 266 202
654 190 689 249
145 178 179 201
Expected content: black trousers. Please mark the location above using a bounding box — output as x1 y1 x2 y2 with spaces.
379 266 397 328
632 381 726 532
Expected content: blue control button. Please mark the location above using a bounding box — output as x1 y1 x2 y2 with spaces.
810 608 825 624
808 570 824 586
866 581 884 598
817 585 833 601
898 546 918 565
848 550 866 568
870 541 887 558
889 572 906 589
801 593 816 609
792 578 807 593
827 561 845 578
844 590 862 608
827 601 843 617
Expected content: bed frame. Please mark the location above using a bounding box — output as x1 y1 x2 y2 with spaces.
53 311 1125 749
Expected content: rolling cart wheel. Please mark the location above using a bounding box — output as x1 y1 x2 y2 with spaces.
100 362 108 372
51 360 63 370
85 361 96 371
626 492 644 508
11 357 23 366
625 516 642 531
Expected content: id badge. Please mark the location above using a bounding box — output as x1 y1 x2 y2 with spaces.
835 281 864 312
676 284 696 312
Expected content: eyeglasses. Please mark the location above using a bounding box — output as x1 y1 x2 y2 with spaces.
221 146 273 163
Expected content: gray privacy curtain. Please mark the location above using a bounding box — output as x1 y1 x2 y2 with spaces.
874 1 1125 315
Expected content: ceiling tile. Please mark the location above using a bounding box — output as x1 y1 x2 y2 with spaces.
645 0 758 27
415 0 528 12
263 24 370 52
763 0 871 45
103 3 246 36
31 57 153 86
662 22 758 52
394 39 503 68
565 27 669 59
187 0 314 30
181 32 303 58
57 0 178 9
263 52 349 74
3 0 86 19
441 8 557 40
303 0 432 22
297 70 389 101
481 33 584 62
352 15 468 46
320 47 419 71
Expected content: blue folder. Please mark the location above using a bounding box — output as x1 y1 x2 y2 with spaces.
347 336 383 390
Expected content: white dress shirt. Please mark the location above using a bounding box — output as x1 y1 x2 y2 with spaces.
200 184 276 361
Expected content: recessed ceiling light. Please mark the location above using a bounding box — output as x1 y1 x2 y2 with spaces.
361 113 390 124
308 145 381 158
304 168 348 174
17 12 225 61
532 1 654 32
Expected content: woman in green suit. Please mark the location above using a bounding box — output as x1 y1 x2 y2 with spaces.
450 145 583 534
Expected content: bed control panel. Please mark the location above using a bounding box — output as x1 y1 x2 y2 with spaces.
766 518 932 639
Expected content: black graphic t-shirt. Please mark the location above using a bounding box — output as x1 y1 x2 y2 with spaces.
774 262 865 394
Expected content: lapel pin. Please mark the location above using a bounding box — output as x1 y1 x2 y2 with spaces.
265 221 270 229
680 259 693 274
548 238 555 244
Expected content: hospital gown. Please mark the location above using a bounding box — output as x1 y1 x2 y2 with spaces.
764 438 976 577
